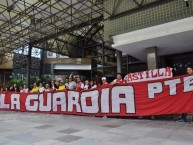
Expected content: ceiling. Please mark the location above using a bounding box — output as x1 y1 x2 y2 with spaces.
0 0 108 54
112 17 193 62
113 30 193 62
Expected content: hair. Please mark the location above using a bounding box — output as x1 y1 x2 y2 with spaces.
33 82 37 86
187 65 193 69
117 73 122 76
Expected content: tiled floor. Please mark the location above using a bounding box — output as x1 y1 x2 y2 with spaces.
0 111 193 145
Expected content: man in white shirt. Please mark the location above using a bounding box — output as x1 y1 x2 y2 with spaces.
68 76 76 90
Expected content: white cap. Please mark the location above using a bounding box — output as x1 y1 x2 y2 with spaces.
56 78 62 81
101 77 106 80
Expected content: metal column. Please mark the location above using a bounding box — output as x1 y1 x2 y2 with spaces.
116 50 122 73
102 42 105 75
27 44 32 87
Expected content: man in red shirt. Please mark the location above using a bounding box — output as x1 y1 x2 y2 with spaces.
101 77 109 87
111 73 125 85
76 76 84 91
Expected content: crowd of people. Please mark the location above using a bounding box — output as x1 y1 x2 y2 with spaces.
1 67 193 123
0 73 125 93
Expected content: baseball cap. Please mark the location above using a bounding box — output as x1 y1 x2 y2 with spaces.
101 77 106 80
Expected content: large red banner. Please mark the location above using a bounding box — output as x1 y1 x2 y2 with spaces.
1 74 193 116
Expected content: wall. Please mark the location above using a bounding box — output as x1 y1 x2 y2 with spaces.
104 0 193 41
0 61 13 69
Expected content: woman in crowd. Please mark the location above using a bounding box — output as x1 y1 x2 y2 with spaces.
45 84 51 92
90 80 97 89
58 81 65 91
64 78 69 88
95 75 100 87
19 85 23 92
51 80 56 91
0 88 3 92
39 82 45 93
30 83 39 93
55 80 60 90
83 80 90 90
20 84 29 93
5 87 8 92
10 82 19 92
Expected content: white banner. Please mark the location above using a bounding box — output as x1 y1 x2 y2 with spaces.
124 67 173 83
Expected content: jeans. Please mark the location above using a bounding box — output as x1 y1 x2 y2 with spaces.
181 113 187 122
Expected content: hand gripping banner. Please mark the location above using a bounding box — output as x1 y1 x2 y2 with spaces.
0 74 193 117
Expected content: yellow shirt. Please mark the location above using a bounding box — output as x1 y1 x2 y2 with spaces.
58 85 65 91
31 86 39 93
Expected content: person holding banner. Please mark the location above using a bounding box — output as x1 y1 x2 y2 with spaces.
178 66 193 123
68 76 76 90
20 84 29 93
111 73 125 85
39 82 45 93
55 80 60 90
51 80 56 91
64 78 69 88
90 80 97 89
101 77 109 87
83 80 90 90
76 76 84 91
0 88 3 92
58 81 65 91
30 83 39 93
9 82 19 92
45 84 51 92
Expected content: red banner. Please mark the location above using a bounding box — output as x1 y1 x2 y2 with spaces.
124 67 173 83
1 74 193 116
